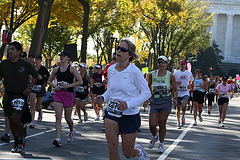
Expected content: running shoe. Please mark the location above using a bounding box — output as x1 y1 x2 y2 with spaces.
182 117 185 126
221 122 224 127
29 121 35 128
78 118 83 123
95 116 100 121
67 129 76 143
101 126 105 132
1 133 10 143
11 142 20 153
53 138 62 147
158 143 164 153
74 110 77 115
199 115 203 122
208 110 211 115
135 144 150 160
37 111 43 122
84 112 88 121
193 120 197 126
147 135 158 149
177 123 181 129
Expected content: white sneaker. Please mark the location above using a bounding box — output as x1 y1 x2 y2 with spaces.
95 115 100 121
29 121 35 128
193 120 197 126
221 122 224 127
135 144 150 160
147 135 158 149
177 122 181 129
158 143 164 153
67 128 76 143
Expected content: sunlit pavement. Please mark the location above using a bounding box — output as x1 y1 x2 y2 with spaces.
0 95 240 160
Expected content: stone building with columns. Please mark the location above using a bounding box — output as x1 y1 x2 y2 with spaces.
208 0 240 75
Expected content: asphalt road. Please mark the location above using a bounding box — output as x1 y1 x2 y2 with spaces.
0 96 239 160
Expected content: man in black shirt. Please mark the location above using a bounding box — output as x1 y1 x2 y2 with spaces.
0 41 38 152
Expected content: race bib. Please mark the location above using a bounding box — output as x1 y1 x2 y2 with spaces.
178 85 188 91
11 98 25 111
106 99 122 118
76 86 84 93
152 83 169 98
194 85 201 90
94 82 101 87
220 92 228 98
208 88 215 94
57 81 69 89
32 85 42 92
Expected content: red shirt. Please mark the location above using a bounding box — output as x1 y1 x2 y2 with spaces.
103 63 113 80
227 79 234 85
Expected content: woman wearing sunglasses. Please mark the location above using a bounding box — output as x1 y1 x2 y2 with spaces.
191 69 208 126
95 39 151 160
146 56 178 153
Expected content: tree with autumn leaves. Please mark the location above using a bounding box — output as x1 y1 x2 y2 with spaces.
0 0 214 71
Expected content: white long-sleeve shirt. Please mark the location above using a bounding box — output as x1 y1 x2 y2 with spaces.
102 63 151 115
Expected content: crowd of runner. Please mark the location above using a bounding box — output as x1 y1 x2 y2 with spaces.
0 40 239 160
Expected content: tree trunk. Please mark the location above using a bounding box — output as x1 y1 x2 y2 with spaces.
78 0 90 63
0 43 7 60
29 0 54 56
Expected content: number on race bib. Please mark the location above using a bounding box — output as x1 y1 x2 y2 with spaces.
11 98 25 111
152 83 169 98
94 82 101 87
208 88 215 94
179 85 188 91
76 86 84 93
220 92 228 98
32 85 42 92
57 81 69 90
106 99 122 118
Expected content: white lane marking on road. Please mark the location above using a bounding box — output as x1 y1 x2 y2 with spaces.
158 110 205 160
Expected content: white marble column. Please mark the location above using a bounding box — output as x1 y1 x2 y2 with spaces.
224 14 234 61
211 13 218 43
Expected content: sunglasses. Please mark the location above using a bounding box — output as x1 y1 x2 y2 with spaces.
117 46 129 52
157 61 167 64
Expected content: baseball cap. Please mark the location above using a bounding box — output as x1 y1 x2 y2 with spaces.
95 64 102 69
222 76 228 81
59 50 70 57
72 62 79 67
195 69 202 73
157 55 168 62
180 60 186 64
80 63 86 68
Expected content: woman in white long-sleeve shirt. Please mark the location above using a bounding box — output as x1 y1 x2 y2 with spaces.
96 39 151 160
